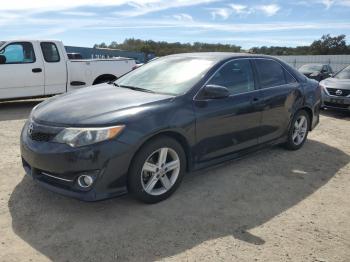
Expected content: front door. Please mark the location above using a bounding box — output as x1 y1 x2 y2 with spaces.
0 42 44 99
194 59 263 163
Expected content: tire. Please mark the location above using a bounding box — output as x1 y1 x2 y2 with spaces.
93 75 117 85
128 135 186 203
284 110 310 151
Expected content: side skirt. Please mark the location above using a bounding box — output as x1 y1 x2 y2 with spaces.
191 136 287 172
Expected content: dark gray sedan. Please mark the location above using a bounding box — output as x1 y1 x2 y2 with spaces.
21 53 321 203
320 65 350 111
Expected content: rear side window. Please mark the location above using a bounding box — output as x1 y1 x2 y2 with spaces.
0 42 35 64
208 59 255 95
255 59 288 88
40 42 60 62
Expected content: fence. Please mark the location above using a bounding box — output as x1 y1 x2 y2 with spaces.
275 55 350 72
64 46 155 63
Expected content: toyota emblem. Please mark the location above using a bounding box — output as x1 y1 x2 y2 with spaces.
28 123 34 135
335 89 343 96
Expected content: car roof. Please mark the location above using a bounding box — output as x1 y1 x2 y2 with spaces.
166 52 276 62
301 63 326 66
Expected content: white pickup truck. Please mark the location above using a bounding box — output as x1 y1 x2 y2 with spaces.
0 40 136 100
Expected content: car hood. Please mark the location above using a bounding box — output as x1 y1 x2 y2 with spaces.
32 84 174 126
321 78 350 90
300 70 319 75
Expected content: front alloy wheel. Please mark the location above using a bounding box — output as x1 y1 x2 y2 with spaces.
141 148 180 196
128 136 186 203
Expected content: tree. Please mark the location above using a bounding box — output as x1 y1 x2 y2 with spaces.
94 39 241 56
310 34 348 55
94 35 350 56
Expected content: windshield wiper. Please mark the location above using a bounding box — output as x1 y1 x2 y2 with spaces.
114 84 156 93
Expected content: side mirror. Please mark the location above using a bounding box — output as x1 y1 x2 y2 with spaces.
0 55 6 64
198 84 230 100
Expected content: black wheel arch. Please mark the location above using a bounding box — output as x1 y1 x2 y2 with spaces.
128 130 193 175
92 74 117 85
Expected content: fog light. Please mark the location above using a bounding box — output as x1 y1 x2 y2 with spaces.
77 175 94 188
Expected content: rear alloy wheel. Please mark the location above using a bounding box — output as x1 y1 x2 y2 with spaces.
128 136 186 203
284 110 310 150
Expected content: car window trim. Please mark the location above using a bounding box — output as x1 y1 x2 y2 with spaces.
194 58 258 101
0 41 36 64
253 58 298 89
40 41 61 63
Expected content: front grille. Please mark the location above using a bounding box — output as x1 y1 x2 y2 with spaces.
326 88 350 97
30 131 56 142
324 102 350 109
27 121 61 142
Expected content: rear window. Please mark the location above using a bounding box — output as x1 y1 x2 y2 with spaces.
255 59 287 88
40 42 60 62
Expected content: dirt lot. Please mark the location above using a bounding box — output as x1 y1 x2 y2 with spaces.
0 100 349 262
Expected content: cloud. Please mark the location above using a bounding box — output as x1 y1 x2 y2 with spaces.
0 0 157 11
209 3 280 20
229 4 251 14
256 4 280 16
209 4 250 20
61 11 97 17
296 0 350 8
172 13 193 22
209 8 232 20
115 0 219 17
322 0 336 8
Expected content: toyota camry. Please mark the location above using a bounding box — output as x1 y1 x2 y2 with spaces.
21 53 321 203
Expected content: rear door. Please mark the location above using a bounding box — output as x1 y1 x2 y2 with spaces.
253 58 301 144
194 59 263 162
40 42 67 95
0 42 44 99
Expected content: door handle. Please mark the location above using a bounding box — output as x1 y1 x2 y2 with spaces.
32 68 42 73
251 97 260 104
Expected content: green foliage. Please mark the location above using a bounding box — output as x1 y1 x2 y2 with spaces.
250 34 350 55
94 38 241 56
94 35 350 56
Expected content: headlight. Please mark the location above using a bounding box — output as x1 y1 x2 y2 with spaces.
53 125 125 147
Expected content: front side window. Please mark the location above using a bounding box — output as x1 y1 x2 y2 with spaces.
0 42 35 64
255 59 287 88
41 42 60 62
208 59 255 95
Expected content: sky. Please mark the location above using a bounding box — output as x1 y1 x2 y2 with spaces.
0 0 350 49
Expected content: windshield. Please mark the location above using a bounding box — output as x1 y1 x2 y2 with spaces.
115 56 217 95
334 66 350 79
299 64 322 73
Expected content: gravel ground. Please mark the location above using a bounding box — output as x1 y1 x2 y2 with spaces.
0 99 349 262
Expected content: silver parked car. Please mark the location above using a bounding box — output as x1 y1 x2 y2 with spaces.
320 65 350 111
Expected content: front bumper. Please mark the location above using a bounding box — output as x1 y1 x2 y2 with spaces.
20 121 134 201
322 92 350 111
